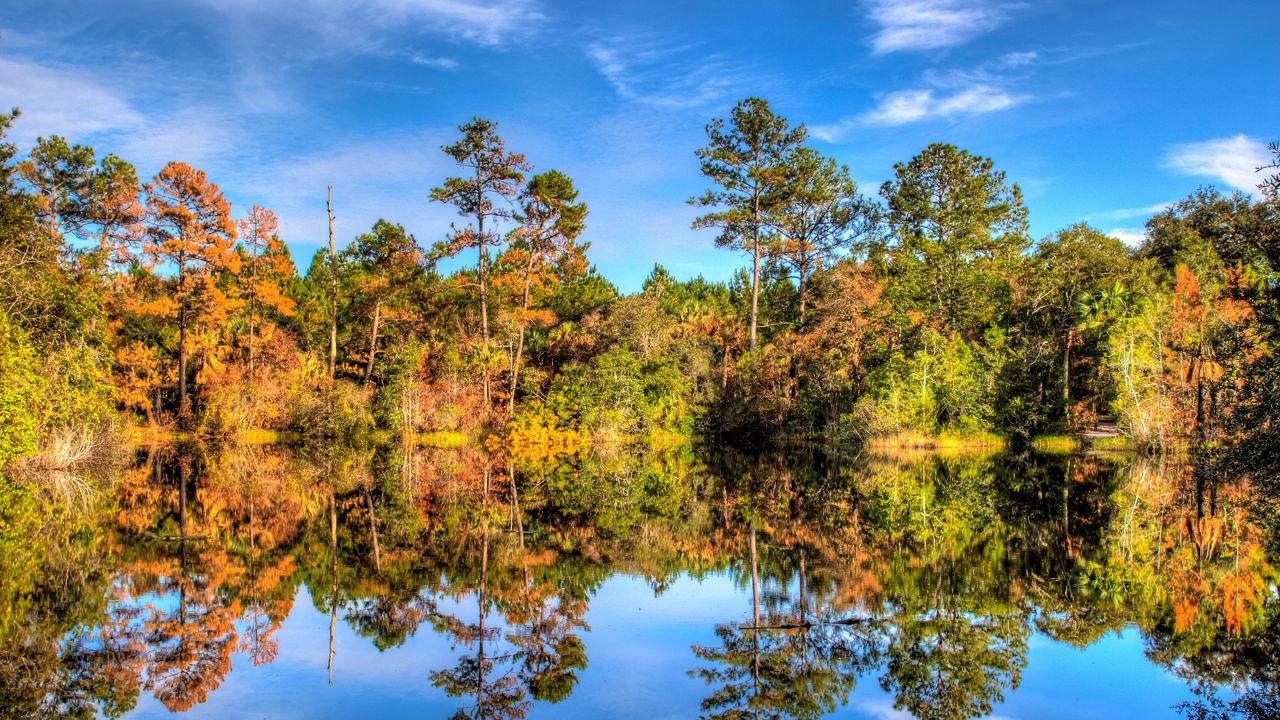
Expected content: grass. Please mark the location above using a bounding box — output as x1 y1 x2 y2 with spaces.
1032 434 1081 453
868 430 1006 454
237 429 299 444
12 425 127 509
124 425 186 445
1089 435 1136 452
415 430 468 448
937 430 1005 449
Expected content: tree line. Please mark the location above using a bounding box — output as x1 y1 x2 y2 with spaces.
3 443 1273 718
1 100 1278 469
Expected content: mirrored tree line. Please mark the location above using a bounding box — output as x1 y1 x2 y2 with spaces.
0 444 1275 719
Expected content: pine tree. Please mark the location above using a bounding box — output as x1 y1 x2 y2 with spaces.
144 162 237 420
692 98 806 349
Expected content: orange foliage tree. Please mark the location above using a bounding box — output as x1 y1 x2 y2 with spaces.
237 205 295 378
143 162 238 419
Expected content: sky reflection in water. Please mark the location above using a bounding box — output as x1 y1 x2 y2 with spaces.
117 576 1200 720
4 444 1274 719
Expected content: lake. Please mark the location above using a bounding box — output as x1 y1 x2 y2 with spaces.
2 443 1275 719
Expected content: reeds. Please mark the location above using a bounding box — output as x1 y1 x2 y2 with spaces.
13 426 118 509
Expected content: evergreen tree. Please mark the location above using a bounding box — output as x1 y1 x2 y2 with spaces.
692 98 806 349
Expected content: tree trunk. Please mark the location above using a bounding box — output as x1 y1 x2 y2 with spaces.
750 201 760 351
478 240 489 344
363 300 381 385
248 313 255 379
749 520 761 700
1062 335 1070 404
797 264 807 333
476 175 491 405
508 257 536 414
248 225 259 379
364 487 381 573
327 186 338 381
476 172 489 344
509 329 526 414
177 255 189 420
327 492 337 686
477 526 489 714
178 300 188 416
722 341 731 390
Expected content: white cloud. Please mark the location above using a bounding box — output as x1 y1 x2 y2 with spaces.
1161 135 1272 197
115 106 242 171
859 89 933 125
1087 201 1172 222
1107 227 1146 247
586 40 750 110
831 84 1024 131
409 53 459 70
855 698 913 720
813 47 1035 141
199 0 543 49
807 121 852 143
935 84 1022 115
0 57 142 144
866 0 1018 54
999 50 1038 66
373 0 543 45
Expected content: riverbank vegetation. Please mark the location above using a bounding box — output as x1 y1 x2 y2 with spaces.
1 101 1278 472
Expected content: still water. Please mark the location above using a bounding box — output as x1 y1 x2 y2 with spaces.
2 444 1275 719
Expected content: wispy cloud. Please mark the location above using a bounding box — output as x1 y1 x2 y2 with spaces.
200 0 543 50
0 53 251 175
812 49 1035 140
586 40 753 110
863 84 1025 126
812 83 1027 140
865 0 1019 54
1087 201 1172 222
116 106 243 171
409 53 459 70
1161 135 1272 196
376 0 543 45
0 56 142 143
998 50 1038 66
854 698 916 720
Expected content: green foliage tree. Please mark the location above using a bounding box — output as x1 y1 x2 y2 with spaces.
430 118 530 347
505 170 587 412
345 220 423 385
881 143 1029 341
16 135 97 243
692 98 807 350
990 224 1137 437
767 147 878 331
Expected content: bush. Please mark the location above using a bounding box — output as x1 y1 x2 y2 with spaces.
284 359 376 438
856 329 1002 437
0 311 41 466
543 346 694 442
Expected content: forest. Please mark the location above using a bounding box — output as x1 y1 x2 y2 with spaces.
1 98 1279 466
1 93 1280 718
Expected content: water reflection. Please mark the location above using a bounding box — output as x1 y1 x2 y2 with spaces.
0 442 1275 719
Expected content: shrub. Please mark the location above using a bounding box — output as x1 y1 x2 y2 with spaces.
0 311 41 467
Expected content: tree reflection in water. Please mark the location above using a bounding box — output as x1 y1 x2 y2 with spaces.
0 443 1275 719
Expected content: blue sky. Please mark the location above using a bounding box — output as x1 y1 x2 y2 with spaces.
2 0 1276 291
